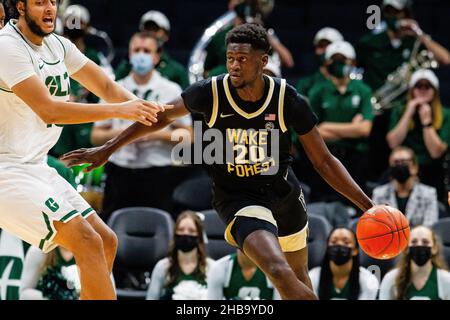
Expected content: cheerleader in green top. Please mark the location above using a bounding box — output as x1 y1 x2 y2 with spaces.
207 249 279 300
146 211 214 300
380 226 450 300
20 246 79 300
309 228 379 300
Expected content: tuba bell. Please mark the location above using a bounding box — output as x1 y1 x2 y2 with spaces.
188 0 276 84
371 37 439 115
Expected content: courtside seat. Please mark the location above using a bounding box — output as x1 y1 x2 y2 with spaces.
201 209 235 260
432 218 450 267
307 214 332 269
172 176 213 213
108 207 174 300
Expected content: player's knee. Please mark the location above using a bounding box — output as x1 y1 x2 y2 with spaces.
265 261 292 281
102 228 118 255
70 222 104 255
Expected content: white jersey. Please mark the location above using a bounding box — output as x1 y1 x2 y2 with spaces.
95 71 191 168
0 20 88 166
309 266 380 300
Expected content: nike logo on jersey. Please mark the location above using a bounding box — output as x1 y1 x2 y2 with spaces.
220 113 234 118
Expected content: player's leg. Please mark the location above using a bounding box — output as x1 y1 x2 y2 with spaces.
284 247 313 290
227 214 316 300
53 216 116 300
86 214 118 274
54 170 118 274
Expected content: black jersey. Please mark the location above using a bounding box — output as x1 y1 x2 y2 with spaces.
181 74 317 189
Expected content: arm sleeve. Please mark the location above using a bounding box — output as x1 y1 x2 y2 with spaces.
180 78 213 116
206 259 227 300
308 267 321 296
56 35 89 76
284 83 318 135
19 247 47 300
358 268 380 300
359 83 375 121
378 270 397 300
423 188 438 227
146 259 168 300
0 36 35 88
388 104 403 131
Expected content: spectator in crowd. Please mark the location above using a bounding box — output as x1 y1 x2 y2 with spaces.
387 69 450 200
50 5 114 158
207 249 280 300
0 0 5 29
20 246 79 300
92 32 193 222
296 27 343 97
115 10 189 89
372 146 438 227
204 0 294 77
146 211 214 300
355 0 450 181
356 0 450 92
379 225 450 300
309 228 379 300
307 41 373 203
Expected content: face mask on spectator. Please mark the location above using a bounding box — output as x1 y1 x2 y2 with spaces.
327 245 352 265
131 52 154 76
409 246 432 266
390 164 411 184
327 60 351 79
317 53 326 66
175 235 199 253
385 17 400 31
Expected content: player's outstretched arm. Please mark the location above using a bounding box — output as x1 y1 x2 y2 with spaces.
60 96 190 171
71 60 138 103
12 75 167 126
299 127 374 212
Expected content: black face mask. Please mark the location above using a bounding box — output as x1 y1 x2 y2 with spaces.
327 245 353 266
385 17 400 31
327 60 351 79
64 27 86 40
175 235 199 253
409 246 432 266
390 164 411 184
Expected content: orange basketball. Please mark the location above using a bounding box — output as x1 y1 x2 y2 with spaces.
356 205 410 259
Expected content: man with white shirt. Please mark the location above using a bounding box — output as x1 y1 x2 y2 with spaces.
92 32 193 222
0 0 165 300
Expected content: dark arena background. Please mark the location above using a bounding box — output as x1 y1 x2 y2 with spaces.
0 0 449 314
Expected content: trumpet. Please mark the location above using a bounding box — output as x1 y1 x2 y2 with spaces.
371 38 439 115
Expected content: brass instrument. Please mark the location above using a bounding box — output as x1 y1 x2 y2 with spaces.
371 37 439 115
188 0 276 84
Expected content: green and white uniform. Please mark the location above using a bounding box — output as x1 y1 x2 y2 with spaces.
0 20 95 253
379 266 450 300
309 266 380 300
0 230 29 300
20 246 77 300
146 257 215 300
207 253 278 300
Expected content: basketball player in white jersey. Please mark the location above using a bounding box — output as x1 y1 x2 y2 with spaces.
0 0 169 300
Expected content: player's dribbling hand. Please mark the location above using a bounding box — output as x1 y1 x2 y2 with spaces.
59 147 111 172
115 99 174 126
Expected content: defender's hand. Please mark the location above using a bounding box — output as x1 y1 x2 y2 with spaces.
115 99 173 126
60 147 112 172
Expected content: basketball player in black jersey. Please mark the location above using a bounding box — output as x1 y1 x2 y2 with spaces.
62 23 375 300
